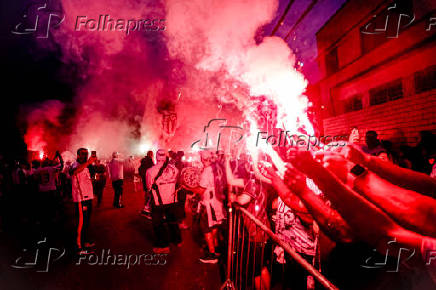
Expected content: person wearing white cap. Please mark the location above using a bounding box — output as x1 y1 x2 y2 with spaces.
146 149 181 253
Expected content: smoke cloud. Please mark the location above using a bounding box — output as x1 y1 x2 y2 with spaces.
23 0 312 159
23 100 65 153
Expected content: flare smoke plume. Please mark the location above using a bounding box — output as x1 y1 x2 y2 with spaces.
23 0 312 158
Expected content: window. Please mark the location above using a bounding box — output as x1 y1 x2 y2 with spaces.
415 65 436 94
369 79 403 106
342 95 363 113
325 47 339 76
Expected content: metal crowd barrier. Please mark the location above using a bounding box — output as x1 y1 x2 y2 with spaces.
221 203 338 290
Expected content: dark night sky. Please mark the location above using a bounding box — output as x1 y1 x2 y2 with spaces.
0 1 75 157
0 0 345 159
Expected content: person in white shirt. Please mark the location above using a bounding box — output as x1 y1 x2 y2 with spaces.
70 148 96 254
108 152 124 208
146 149 181 254
185 150 226 263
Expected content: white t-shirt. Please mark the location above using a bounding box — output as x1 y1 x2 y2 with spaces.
71 162 94 202
108 158 124 181
146 162 179 205
199 166 226 228
35 164 62 192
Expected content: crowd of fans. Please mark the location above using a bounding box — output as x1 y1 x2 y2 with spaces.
0 128 435 290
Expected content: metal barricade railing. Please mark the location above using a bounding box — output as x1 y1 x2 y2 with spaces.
221 204 338 290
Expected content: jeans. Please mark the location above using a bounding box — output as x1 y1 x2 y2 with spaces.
112 179 123 206
75 199 93 248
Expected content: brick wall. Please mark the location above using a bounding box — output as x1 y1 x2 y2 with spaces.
323 91 436 145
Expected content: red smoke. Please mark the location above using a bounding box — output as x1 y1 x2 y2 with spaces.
23 0 313 160
23 100 65 153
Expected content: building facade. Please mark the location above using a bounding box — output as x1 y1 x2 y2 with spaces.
315 0 436 145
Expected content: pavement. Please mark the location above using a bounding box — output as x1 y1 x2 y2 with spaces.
0 182 222 290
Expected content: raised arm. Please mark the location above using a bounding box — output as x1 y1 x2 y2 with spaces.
319 152 436 237
282 167 354 243
266 167 313 225
288 151 419 251
352 169 436 237
70 157 96 176
346 144 436 198
224 155 244 188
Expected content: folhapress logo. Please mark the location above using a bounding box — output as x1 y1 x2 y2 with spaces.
11 237 66 272
12 1 65 38
361 2 415 38
361 1 436 38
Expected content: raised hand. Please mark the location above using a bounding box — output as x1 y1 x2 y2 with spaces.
286 150 319 178
283 165 307 195
320 153 353 184
88 156 97 164
265 166 284 189
344 144 369 165
348 128 360 144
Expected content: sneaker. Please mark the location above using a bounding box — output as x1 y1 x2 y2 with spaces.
140 211 152 220
142 207 152 214
199 252 218 264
